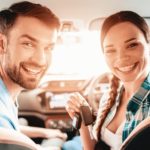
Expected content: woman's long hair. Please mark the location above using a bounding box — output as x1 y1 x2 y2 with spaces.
93 75 120 140
93 10 150 141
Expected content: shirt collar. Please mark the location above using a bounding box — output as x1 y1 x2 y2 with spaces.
127 73 150 114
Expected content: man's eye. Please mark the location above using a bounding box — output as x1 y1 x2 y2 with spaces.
22 42 33 47
45 45 54 52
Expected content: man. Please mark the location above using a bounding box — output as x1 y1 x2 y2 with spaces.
0 1 66 149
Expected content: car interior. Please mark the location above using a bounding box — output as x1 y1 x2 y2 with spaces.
0 0 150 149
0 128 39 150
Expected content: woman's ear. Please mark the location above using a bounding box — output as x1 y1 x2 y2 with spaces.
0 33 7 54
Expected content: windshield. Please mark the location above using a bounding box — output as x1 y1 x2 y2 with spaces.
47 20 109 77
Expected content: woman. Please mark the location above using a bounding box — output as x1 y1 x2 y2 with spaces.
65 11 150 150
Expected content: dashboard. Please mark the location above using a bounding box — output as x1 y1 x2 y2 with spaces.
18 76 92 136
17 73 109 142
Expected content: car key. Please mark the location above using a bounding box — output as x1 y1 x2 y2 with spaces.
72 112 82 130
80 105 93 126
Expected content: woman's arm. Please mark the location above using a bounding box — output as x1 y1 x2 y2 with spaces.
79 123 96 150
66 92 97 149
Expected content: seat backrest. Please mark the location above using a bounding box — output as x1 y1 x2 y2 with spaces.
0 143 32 150
0 128 41 150
120 117 150 150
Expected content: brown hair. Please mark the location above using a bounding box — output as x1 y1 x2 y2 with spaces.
101 10 150 50
0 1 60 35
93 75 120 140
93 10 149 141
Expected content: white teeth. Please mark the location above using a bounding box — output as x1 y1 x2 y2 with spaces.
118 64 135 72
25 67 41 74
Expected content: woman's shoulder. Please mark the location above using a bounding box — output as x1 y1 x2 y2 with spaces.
99 92 110 108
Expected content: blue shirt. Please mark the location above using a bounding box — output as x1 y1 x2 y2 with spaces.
0 78 20 130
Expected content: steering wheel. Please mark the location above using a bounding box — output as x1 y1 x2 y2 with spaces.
83 72 111 111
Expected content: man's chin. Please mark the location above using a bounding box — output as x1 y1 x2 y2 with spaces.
19 81 39 90
24 85 38 90
14 72 44 89
23 85 38 90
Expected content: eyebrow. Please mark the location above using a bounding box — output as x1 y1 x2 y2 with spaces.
20 34 55 47
104 44 113 48
104 38 137 48
20 34 38 42
124 38 136 43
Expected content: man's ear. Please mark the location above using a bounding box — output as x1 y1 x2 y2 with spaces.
0 33 7 54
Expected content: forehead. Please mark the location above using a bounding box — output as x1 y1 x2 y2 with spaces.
8 16 58 43
103 22 145 45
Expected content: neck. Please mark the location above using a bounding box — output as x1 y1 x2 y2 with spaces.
0 68 23 102
123 73 148 100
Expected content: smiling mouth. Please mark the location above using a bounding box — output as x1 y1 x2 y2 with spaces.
21 65 42 75
117 63 138 72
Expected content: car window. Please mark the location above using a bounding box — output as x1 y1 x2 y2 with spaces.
47 19 109 77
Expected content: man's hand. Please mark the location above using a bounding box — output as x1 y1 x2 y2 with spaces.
41 128 67 140
20 125 67 140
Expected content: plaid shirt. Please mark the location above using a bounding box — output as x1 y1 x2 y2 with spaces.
99 73 150 143
122 73 150 141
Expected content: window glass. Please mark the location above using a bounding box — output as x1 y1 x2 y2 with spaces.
47 19 109 77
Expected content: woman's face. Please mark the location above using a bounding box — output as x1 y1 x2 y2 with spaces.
103 22 150 82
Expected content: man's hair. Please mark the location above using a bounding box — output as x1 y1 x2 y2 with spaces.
0 1 60 35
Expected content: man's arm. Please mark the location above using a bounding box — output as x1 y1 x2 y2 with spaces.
20 125 67 140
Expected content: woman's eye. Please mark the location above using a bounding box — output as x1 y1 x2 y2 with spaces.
104 49 116 53
127 43 138 49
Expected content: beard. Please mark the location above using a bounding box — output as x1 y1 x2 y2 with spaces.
3 41 48 89
6 62 47 90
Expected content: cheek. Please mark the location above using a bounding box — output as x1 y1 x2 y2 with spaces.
5 50 17 65
11 54 25 65
137 44 149 58
143 53 150 67
104 55 114 67
137 49 148 64
46 53 52 66
8 46 29 63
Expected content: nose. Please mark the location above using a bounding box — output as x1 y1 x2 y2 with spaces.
31 48 47 66
117 49 130 61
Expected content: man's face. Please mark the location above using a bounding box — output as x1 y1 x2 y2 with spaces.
4 16 58 89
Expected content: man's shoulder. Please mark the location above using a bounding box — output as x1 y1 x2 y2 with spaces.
0 113 14 129
0 78 9 98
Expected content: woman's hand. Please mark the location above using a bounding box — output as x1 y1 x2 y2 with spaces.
65 92 89 119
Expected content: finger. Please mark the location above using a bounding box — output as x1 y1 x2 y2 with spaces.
66 100 80 113
69 93 81 107
75 92 88 106
70 92 87 107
